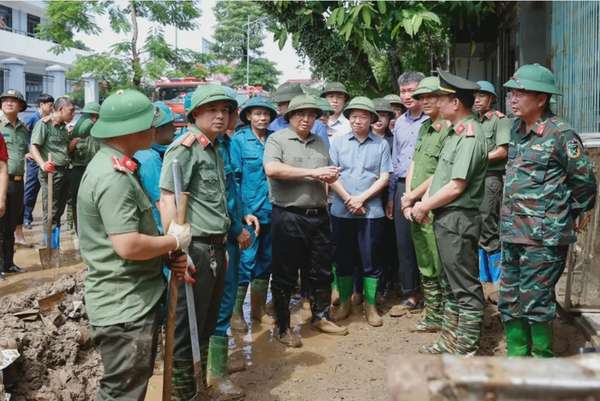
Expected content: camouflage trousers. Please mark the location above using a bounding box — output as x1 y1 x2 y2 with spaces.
499 243 569 323
479 173 503 253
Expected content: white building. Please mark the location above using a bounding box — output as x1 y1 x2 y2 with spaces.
0 0 94 107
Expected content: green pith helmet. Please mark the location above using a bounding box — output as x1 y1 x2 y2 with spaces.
0 89 27 112
316 97 333 114
273 83 304 104
384 94 403 106
239 96 277 125
476 80 497 97
412 76 441 99
186 84 238 122
372 98 394 118
320 82 350 100
91 89 157 139
153 101 175 128
503 63 562 95
81 101 101 115
342 96 379 122
284 95 323 122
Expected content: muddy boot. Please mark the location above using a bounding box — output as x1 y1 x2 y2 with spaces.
454 309 484 356
420 299 459 354
363 277 383 327
414 277 442 332
208 335 244 400
172 360 197 401
531 321 554 358
251 279 275 325
331 264 340 306
332 275 352 322
351 291 363 306
310 287 349 336
230 285 248 333
276 328 302 348
504 318 530 357
272 286 298 347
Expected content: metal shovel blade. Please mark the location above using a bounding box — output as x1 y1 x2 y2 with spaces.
39 248 60 269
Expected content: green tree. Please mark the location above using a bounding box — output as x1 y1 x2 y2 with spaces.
38 0 201 87
211 0 281 88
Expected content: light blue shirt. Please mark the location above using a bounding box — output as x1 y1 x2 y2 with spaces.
329 132 392 219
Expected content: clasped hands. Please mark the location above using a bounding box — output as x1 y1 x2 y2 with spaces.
312 166 340 184
401 193 430 224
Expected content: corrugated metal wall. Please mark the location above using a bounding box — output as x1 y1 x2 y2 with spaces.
551 2 600 134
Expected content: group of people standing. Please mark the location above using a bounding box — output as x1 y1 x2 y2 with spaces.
0 62 596 401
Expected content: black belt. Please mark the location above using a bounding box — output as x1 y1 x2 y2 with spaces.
397 177 406 183
192 235 226 245
486 170 504 177
284 206 327 217
8 175 23 182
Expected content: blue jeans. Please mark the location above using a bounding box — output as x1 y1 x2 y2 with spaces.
214 239 240 337
239 223 272 286
23 158 40 224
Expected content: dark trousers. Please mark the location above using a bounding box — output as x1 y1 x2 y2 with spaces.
173 240 226 362
91 305 160 401
23 158 40 224
393 180 420 294
69 165 86 233
39 167 71 227
332 216 385 279
271 206 333 333
1 180 24 271
479 173 503 253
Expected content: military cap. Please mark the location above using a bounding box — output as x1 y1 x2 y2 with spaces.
0 89 27 112
316 97 333 114
343 96 379 122
320 82 350 100
153 101 175 128
384 94 403 106
273 83 304 104
475 81 497 97
436 69 480 94
284 95 322 122
239 96 277 125
503 63 562 95
91 89 158 139
186 84 238 123
372 98 394 118
81 101 101 115
412 76 441 99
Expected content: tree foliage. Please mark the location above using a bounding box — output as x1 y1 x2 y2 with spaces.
230 58 282 91
262 1 495 95
38 0 201 87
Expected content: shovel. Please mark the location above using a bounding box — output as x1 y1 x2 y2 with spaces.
39 154 60 269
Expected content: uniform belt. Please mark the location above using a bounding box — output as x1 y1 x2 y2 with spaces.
284 206 327 217
9 175 23 182
396 177 406 183
486 170 504 177
192 235 226 245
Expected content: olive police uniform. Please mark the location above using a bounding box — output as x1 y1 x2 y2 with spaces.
0 90 28 273
500 64 597 357
78 89 165 401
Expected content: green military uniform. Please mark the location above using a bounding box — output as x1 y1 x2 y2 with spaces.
500 64 597 357
31 116 71 228
0 90 29 274
78 89 165 401
409 77 451 332
423 71 488 356
159 85 235 400
68 102 101 232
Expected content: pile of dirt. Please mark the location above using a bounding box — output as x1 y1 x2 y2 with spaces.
0 271 101 401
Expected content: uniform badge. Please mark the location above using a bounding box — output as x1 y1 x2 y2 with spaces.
566 139 582 159
455 123 465 134
111 155 137 173
485 111 494 119
198 134 210 148
181 133 196 147
464 123 475 137
495 110 505 118
433 122 441 132
530 144 544 152
535 123 545 136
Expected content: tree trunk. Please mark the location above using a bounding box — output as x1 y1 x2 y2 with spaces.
130 1 142 88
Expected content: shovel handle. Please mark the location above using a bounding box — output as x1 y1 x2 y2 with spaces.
47 153 53 241
175 192 189 225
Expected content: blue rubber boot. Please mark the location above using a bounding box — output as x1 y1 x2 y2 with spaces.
51 225 61 249
478 248 491 282
488 251 502 283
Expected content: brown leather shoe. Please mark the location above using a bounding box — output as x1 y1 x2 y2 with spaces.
276 328 302 348
311 318 349 336
364 304 383 327
332 300 351 322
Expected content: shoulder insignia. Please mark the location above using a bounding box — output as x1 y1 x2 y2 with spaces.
566 138 582 159
198 133 210 148
455 123 465 134
111 155 137 173
535 123 545 136
485 111 494 120
495 110 505 118
549 116 573 133
433 122 442 132
181 133 197 148
465 123 475 137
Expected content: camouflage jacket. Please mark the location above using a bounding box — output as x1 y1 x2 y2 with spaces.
500 112 597 246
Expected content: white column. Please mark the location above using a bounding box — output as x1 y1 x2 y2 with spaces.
45 64 67 98
0 57 26 95
82 73 99 104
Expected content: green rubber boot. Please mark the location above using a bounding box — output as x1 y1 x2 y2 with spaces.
208 335 244 400
251 278 275 324
230 285 248 332
363 277 383 327
414 276 443 332
332 275 353 322
504 318 530 357
531 321 554 358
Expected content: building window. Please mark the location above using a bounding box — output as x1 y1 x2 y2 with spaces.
27 14 40 37
0 5 12 31
25 73 44 105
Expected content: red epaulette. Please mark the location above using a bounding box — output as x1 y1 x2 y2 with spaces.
464 123 475 137
455 122 465 134
534 122 546 137
181 133 211 149
112 155 137 173
485 111 494 120
495 110 505 118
